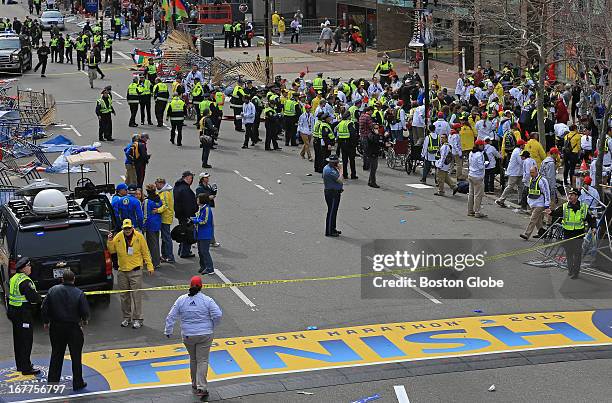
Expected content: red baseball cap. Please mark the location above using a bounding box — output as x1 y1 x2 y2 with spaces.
584 176 592 185
549 146 559 154
437 111 444 118
474 139 485 146
517 139 526 145
190 276 202 287
300 71 306 77
305 104 312 109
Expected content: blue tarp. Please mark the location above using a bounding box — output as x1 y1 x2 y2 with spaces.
40 134 74 153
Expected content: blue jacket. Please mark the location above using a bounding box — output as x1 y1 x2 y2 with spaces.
112 195 143 230
193 204 213 240
143 197 163 232
124 141 134 165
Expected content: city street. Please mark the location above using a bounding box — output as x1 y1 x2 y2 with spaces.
0 3 611 403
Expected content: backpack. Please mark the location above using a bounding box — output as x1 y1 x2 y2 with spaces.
443 144 453 165
563 132 576 154
503 131 516 152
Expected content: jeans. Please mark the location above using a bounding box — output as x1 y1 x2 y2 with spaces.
160 223 175 261
368 155 379 185
197 239 214 273
324 189 341 235
146 230 160 268
422 159 433 181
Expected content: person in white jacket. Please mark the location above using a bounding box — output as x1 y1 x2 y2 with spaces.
434 134 457 196
520 166 551 240
520 150 537 212
483 137 501 194
540 147 560 223
241 96 256 149
455 72 465 101
468 139 487 218
496 139 526 207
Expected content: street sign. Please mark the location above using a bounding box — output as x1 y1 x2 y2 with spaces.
85 0 98 13
239 3 248 13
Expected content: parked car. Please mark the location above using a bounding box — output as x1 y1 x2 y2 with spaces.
0 33 32 74
40 10 65 30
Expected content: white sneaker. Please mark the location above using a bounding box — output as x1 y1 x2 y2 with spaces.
211 242 221 247
132 320 142 329
121 319 130 327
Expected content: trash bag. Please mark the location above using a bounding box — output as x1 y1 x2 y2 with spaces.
456 180 469 194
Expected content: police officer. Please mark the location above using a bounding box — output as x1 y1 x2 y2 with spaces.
75 34 87 70
320 113 335 168
323 155 343 237
165 94 186 146
152 78 169 127
223 21 233 48
138 75 153 125
312 112 324 172
373 53 393 87
8 257 41 375
113 15 122 40
64 34 74 64
263 99 281 150
335 112 358 180
313 72 326 94
191 77 205 125
549 188 594 279
146 60 157 83
127 77 140 127
230 80 246 132
96 88 115 141
41 269 89 391
104 35 113 63
49 34 59 62
283 93 300 146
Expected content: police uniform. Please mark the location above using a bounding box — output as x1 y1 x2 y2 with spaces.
95 92 115 141
104 37 113 63
8 257 41 375
153 81 170 127
127 79 140 127
223 22 233 48
230 83 246 131
283 96 300 146
191 80 205 125
335 118 358 179
374 58 394 87
138 78 153 125
263 103 280 150
165 95 186 146
323 155 343 237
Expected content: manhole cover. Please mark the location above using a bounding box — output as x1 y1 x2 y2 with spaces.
394 204 420 211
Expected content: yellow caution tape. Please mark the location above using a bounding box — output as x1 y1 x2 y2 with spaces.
84 235 579 296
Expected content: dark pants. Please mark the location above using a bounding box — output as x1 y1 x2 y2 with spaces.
422 159 433 182
114 27 121 40
140 98 152 124
224 32 233 48
10 317 33 371
161 223 174 261
313 140 324 173
96 65 104 78
324 189 341 235
65 48 73 63
98 113 112 140
564 235 584 277
154 100 166 126
48 322 84 387
368 155 379 185
50 46 58 62
35 2 41 13
284 116 298 146
333 39 342 52
34 57 47 75
197 239 214 273
380 75 391 87
291 32 299 43
201 145 211 166
232 107 242 130
135 163 146 189
265 121 279 150
361 138 370 170
129 103 139 126
105 47 112 63
76 50 86 70
338 140 356 178
178 219 192 257
564 152 578 184
170 120 183 145
243 123 255 146
235 34 242 47
484 168 496 192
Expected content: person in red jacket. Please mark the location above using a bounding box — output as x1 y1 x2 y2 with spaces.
555 98 569 124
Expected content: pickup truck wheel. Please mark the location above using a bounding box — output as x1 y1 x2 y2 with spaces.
19 61 24 75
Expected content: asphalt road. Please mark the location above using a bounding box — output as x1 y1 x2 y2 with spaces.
0 4 611 402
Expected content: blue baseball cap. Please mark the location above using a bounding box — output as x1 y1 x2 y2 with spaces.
116 183 128 191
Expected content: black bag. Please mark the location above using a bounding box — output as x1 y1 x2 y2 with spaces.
171 221 196 244
456 180 469 194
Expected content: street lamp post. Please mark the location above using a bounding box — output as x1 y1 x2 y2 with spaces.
263 0 271 85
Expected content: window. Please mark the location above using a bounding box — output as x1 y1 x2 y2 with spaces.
16 224 102 258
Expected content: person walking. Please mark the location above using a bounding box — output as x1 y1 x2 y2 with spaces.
155 178 175 263
196 172 220 248
496 139 526 207
277 17 286 44
33 40 50 77
434 134 457 196
468 139 487 218
199 110 216 168
264 99 281 151
107 219 154 329
41 269 89 391
138 75 153 125
174 171 198 258
143 185 163 269
87 50 102 89
166 94 186 146
366 124 386 188
95 88 115 141
298 104 314 160
549 188 594 279
319 23 333 54
127 77 141 127
8 257 41 376
193 194 215 275
421 126 439 184
520 166 551 240
323 155 343 237
164 276 222 401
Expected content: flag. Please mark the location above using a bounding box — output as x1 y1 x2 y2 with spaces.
174 0 188 18
164 0 173 22
161 0 170 17
133 49 155 65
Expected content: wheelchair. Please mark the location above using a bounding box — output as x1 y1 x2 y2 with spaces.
385 138 413 171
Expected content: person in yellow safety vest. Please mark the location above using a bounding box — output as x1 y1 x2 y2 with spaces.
96 87 116 141
233 21 243 48
203 92 221 134
104 36 113 63
283 94 300 146
146 60 157 83
223 22 234 48
172 75 184 97
64 34 74 64
114 15 122 40
165 95 186 146
7 257 42 376
230 80 246 131
33 0 42 14
87 51 100 88
335 112 359 179
127 77 141 127
138 75 153 125
348 100 361 123
372 106 384 126
319 114 336 171
49 35 59 63
75 36 87 70
93 32 102 49
373 53 393 87
549 188 594 279
313 72 326 93
312 113 325 172
191 78 205 125
152 78 170 127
